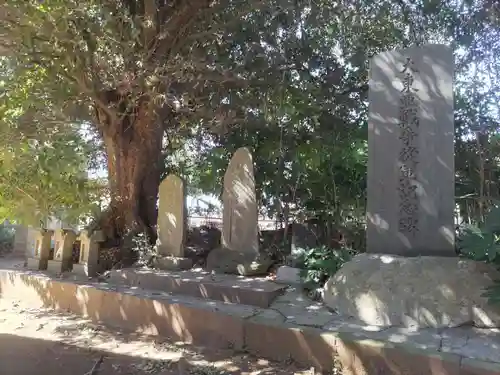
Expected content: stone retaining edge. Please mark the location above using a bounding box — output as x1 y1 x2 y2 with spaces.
0 269 498 375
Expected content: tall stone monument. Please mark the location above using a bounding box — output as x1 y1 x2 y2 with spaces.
366 44 455 256
154 174 192 271
222 147 259 254
206 147 273 275
323 45 500 329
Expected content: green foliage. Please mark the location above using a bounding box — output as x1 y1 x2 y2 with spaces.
458 205 500 304
459 226 500 263
131 231 156 267
297 246 356 290
167 0 500 235
0 132 104 226
0 24 104 226
458 205 500 263
0 223 15 254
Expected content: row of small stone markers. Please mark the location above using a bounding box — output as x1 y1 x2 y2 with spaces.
155 147 269 275
26 229 105 277
20 146 262 277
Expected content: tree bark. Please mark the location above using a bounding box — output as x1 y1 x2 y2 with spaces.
93 92 164 263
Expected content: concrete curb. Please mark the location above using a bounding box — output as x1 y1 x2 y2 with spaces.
0 269 498 374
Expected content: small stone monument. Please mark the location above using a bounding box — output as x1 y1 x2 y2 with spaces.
275 223 320 285
206 147 273 275
13 225 28 257
154 174 192 271
289 223 320 264
26 229 53 270
322 45 500 328
72 230 105 277
46 229 77 273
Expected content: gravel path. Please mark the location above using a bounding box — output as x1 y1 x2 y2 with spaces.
0 298 325 375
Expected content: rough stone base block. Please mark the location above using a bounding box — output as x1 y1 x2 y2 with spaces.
275 266 302 285
26 257 47 271
72 263 87 277
72 263 99 277
46 259 71 274
323 253 500 328
206 247 274 276
107 268 286 307
153 256 192 271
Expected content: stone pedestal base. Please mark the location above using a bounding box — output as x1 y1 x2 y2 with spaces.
323 253 500 329
26 257 47 271
206 247 274 276
46 259 71 273
153 256 192 271
275 266 302 285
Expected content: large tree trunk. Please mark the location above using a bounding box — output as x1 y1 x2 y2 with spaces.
93 93 165 264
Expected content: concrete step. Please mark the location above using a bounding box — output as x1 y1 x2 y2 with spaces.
1 268 500 374
105 268 287 308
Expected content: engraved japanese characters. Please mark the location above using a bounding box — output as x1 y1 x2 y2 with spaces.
398 57 420 235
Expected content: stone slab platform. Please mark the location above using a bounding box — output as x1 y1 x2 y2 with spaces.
106 268 287 308
0 268 500 374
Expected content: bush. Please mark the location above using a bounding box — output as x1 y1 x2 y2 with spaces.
458 205 500 304
0 224 15 255
296 246 356 290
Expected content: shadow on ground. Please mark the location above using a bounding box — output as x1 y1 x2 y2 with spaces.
0 300 316 375
0 330 312 375
0 332 175 375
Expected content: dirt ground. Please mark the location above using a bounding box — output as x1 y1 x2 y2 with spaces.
0 297 334 375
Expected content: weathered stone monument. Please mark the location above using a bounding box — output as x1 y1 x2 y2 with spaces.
289 223 320 262
72 230 105 277
154 174 192 270
13 225 28 257
324 44 500 328
221 147 259 253
207 147 272 275
47 229 77 273
26 229 53 270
